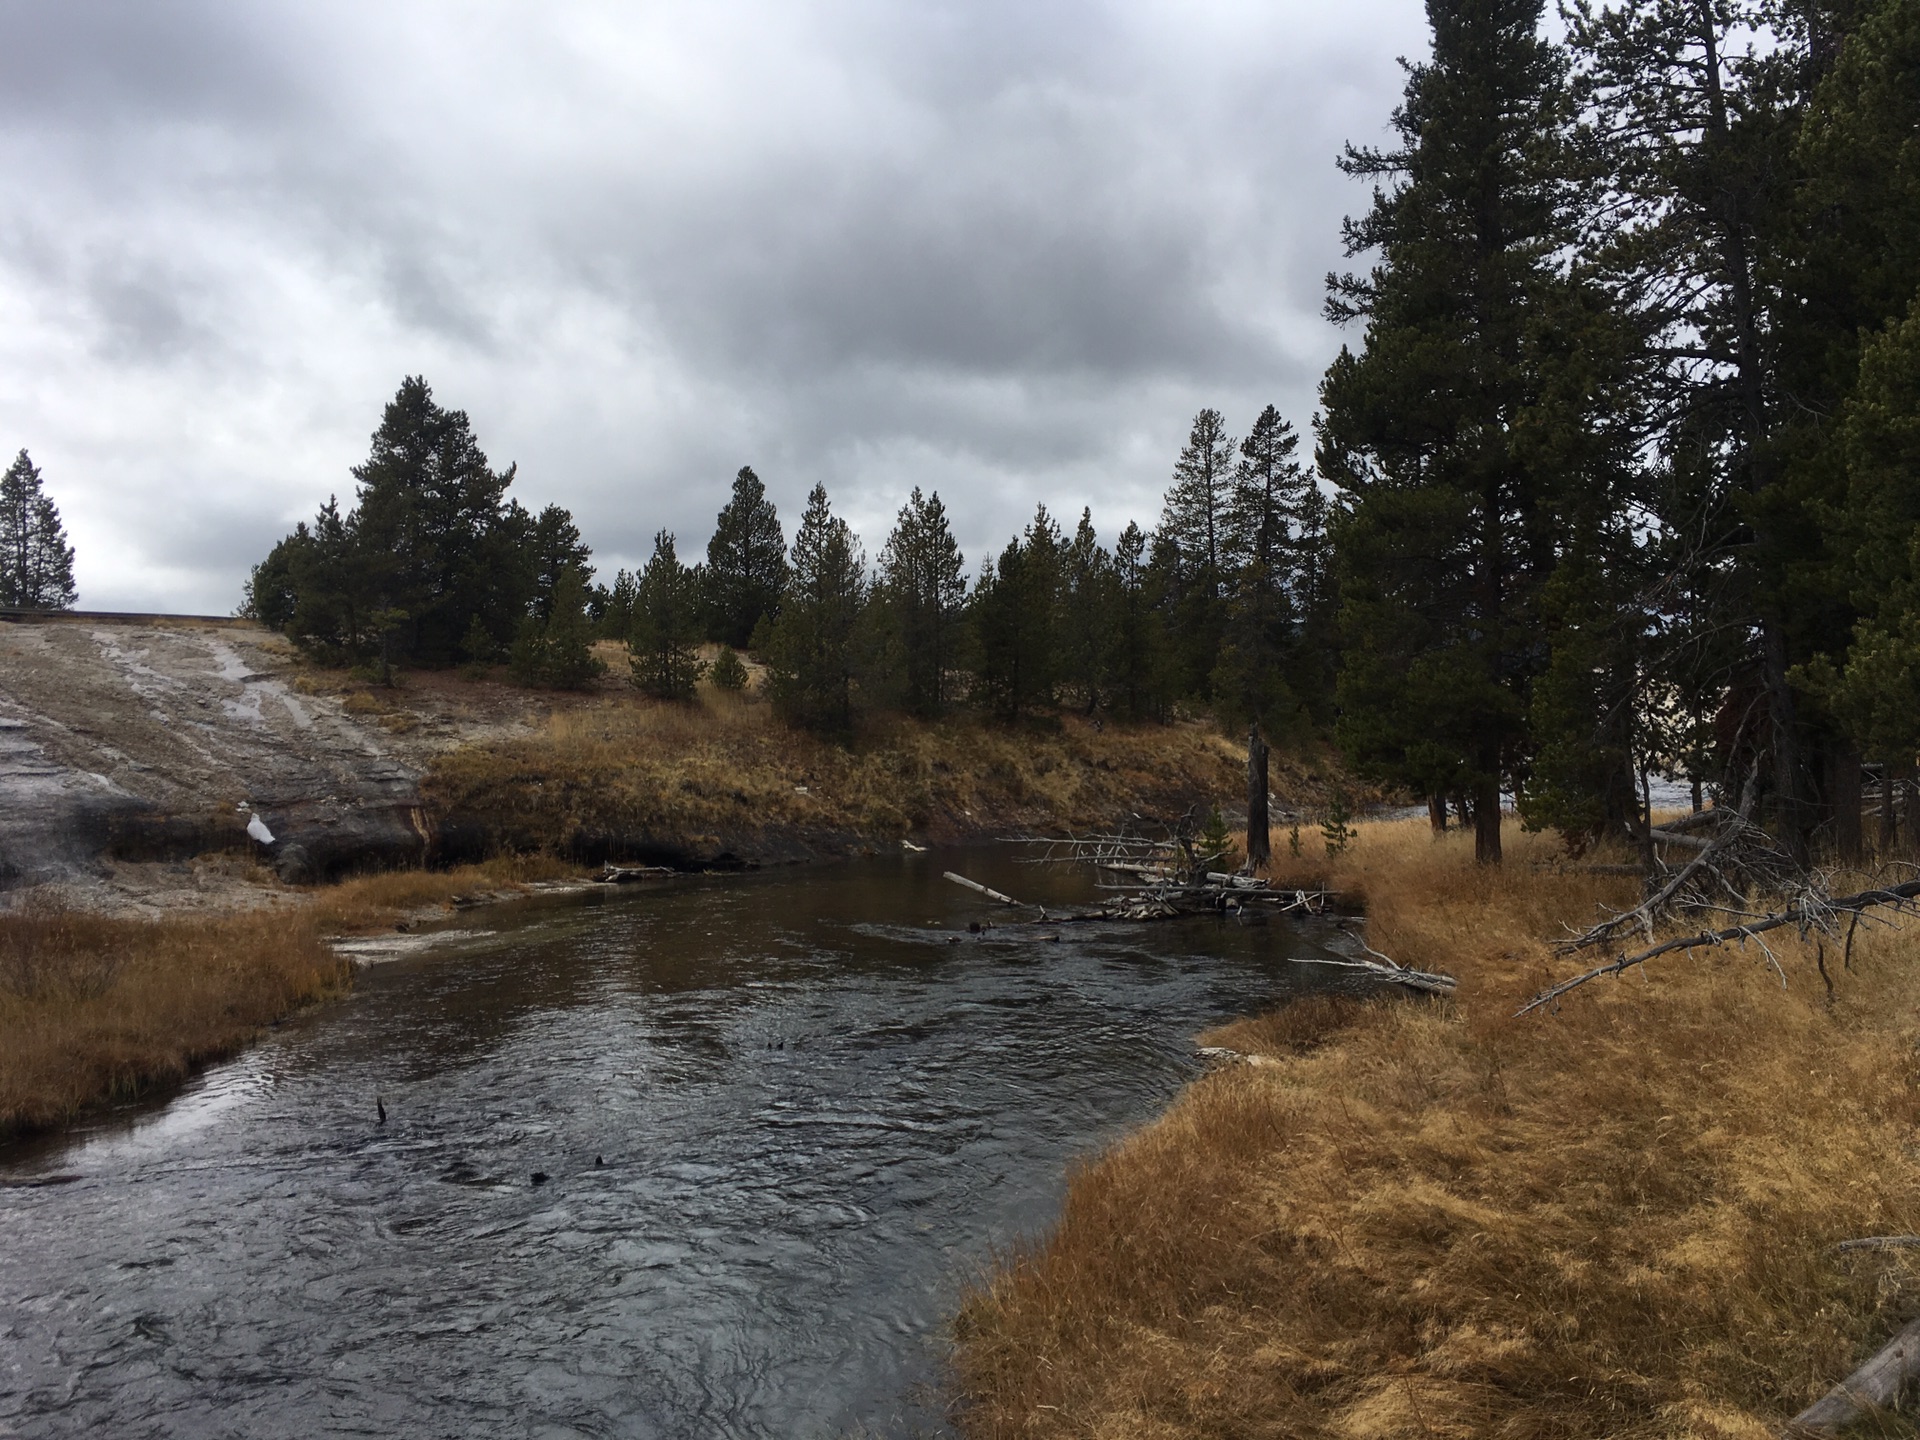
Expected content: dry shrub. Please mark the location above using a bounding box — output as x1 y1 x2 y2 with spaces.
0 907 351 1136
955 818 1920 1439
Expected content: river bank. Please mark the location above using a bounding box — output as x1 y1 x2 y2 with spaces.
2 614 1365 1134
0 856 588 1138
953 817 1920 1439
1 613 1358 908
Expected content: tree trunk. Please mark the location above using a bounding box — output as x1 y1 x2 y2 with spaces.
1829 744 1863 866
1763 623 1810 866
1474 773 1502 865
1428 795 1447 835
1245 725 1271 871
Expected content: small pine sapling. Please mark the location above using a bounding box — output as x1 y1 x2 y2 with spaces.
711 645 748 691
1198 804 1239 873
1321 789 1356 858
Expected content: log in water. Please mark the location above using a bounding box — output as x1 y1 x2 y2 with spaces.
0 848 1361 1438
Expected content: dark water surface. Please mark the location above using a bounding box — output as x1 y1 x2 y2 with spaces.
1 849 1355 1439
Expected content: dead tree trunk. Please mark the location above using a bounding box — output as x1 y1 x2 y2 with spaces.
1245 725 1270 871
1428 795 1447 835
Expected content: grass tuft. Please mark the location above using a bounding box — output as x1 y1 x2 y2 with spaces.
0 906 351 1137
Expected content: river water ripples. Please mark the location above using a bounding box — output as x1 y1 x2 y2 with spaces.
1 848 1354 1438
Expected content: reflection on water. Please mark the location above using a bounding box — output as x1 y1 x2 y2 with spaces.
1 849 1358 1438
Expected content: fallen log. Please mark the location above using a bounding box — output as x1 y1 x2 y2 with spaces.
1651 831 1713 851
1785 1315 1920 1436
943 871 1029 909
1655 808 1729 835
600 863 676 883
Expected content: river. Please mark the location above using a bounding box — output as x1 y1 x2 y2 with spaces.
1 848 1357 1438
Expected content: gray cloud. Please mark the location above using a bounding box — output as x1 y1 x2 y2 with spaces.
0 0 1427 610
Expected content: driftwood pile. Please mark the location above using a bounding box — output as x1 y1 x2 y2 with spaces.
943 827 1457 996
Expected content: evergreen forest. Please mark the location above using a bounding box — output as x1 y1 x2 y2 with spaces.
246 0 1920 868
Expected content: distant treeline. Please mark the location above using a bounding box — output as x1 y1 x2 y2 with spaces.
247 378 1336 737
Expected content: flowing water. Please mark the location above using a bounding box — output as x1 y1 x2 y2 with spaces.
1 848 1361 1439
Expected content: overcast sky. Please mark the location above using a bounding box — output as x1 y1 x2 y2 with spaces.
0 1 1428 612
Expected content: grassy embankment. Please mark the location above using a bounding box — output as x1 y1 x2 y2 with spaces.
0 856 574 1139
421 688 1346 855
955 818 1920 1439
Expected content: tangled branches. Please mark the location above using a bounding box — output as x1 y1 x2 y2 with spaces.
1518 876 1920 1016
1519 784 1920 1015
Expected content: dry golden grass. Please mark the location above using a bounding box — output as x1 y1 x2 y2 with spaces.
0 907 352 1137
422 692 1353 855
0 856 586 1137
301 852 581 934
954 818 1920 1439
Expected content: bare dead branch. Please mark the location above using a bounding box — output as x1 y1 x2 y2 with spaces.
1519 879 1920 1016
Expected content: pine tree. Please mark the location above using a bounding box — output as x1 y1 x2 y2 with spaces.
704 466 788 648
1780 0 1920 846
969 505 1062 722
527 505 593 621
765 484 865 732
1158 410 1236 699
541 566 606 689
1291 482 1339 721
629 531 707 700
1568 0 1818 850
1107 521 1171 721
350 376 519 665
600 568 639 641
1798 300 1920 770
1058 509 1115 714
1320 0 1589 863
874 487 966 718
1215 406 1310 732
0 450 77 610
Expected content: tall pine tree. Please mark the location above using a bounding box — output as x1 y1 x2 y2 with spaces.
1058 509 1115 714
1215 406 1310 732
630 531 707 700
765 485 865 733
1321 0 1585 863
1569 0 1818 849
704 466 788 648
0 450 77 610
874 487 966 718
1107 521 1170 722
350 376 519 666
969 505 1063 722
1158 410 1236 700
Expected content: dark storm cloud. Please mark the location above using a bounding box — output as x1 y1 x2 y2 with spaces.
0 1 1428 609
